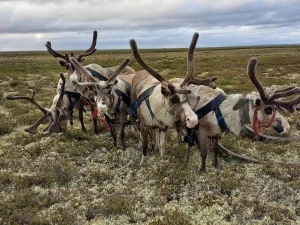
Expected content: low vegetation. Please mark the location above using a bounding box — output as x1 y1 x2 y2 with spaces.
0 46 300 224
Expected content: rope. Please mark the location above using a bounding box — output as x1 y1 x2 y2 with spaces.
218 142 300 167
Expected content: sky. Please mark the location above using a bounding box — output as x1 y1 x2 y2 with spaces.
1 0 300 51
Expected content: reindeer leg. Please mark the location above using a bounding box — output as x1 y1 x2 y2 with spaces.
211 136 221 169
175 121 182 144
78 100 87 132
90 104 99 135
140 124 149 165
198 128 208 173
110 124 117 149
159 129 166 158
154 129 159 153
120 111 126 151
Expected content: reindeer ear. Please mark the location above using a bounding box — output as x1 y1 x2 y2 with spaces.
161 84 171 97
59 61 67 67
233 98 248 110
168 83 176 94
254 98 262 107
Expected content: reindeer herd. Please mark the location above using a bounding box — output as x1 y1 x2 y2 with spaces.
6 31 300 172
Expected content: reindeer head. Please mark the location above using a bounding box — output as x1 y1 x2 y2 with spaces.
45 31 97 93
129 33 218 128
70 57 130 114
234 57 300 135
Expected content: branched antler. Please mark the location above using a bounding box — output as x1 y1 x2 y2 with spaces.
180 32 217 89
46 31 97 68
248 57 300 113
70 56 131 89
130 39 165 83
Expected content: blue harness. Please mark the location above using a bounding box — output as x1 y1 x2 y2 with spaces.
64 91 82 111
184 94 228 147
127 85 157 117
195 93 228 133
86 68 114 81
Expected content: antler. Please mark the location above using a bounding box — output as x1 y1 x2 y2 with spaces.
248 57 300 113
47 73 66 132
130 38 192 95
180 32 217 89
6 91 52 134
70 57 130 89
46 31 97 68
6 91 50 114
130 39 165 82
70 57 98 83
107 57 131 83
45 41 68 61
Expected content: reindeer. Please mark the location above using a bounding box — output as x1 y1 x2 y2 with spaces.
176 57 300 172
46 30 135 134
69 56 134 150
6 74 69 134
129 33 217 165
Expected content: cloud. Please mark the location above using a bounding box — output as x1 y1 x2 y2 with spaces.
0 0 300 50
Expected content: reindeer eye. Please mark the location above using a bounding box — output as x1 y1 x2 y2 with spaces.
264 106 273 115
170 95 180 104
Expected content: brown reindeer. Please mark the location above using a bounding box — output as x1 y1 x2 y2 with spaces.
129 33 217 165
46 30 135 134
69 56 134 150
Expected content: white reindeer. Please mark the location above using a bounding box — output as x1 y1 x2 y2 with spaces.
129 33 217 165
69 57 134 150
46 31 135 134
173 57 300 172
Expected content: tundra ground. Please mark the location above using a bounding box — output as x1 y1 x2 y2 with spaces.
0 46 300 224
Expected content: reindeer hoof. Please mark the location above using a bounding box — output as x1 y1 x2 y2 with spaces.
200 167 207 173
213 164 222 170
140 155 147 166
24 129 37 134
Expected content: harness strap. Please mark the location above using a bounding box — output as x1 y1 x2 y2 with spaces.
86 68 108 81
146 98 155 119
114 89 131 107
122 80 131 96
64 91 82 111
127 85 157 115
194 94 228 133
195 94 227 119
253 105 277 135
214 103 229 133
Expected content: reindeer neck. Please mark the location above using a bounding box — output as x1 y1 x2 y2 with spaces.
219 94 247 135
148 86 177 128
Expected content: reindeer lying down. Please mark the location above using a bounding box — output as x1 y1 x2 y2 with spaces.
172 57 300 172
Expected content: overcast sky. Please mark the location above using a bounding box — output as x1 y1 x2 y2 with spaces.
1 0 300 51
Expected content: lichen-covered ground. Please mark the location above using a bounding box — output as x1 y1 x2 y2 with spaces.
0 47 300 224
